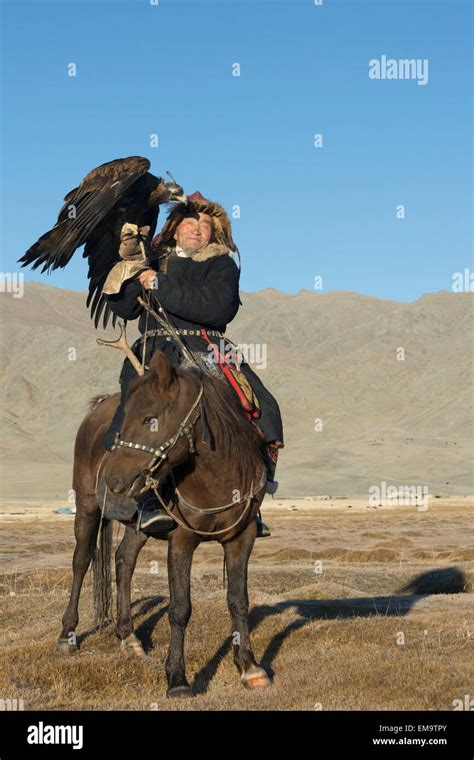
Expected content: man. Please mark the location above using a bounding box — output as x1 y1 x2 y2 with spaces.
104 192 284 535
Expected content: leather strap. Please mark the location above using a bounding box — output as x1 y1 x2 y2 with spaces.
140 327 222 340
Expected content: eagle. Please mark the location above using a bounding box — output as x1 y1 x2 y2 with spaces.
18 156 187 328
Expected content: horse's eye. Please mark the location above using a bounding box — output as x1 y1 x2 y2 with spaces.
143 416 158 428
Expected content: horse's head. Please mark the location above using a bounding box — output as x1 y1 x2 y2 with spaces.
104 350 201 498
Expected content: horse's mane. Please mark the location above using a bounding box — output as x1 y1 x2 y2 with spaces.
183 367 264 492
87 394 113 412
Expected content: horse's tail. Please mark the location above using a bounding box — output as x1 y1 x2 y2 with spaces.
92 517 113 627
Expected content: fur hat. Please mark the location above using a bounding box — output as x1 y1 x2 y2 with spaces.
151 191 237 254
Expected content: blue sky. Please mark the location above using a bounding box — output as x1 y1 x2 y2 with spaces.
1 0 472 301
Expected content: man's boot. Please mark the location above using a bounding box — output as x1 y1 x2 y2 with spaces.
256 441 282 538
136 483 176 533
98 480 175 532
263 441 281 496
256 510 271 538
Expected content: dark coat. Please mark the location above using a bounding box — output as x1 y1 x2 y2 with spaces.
106 247 240 360
105 247 283 445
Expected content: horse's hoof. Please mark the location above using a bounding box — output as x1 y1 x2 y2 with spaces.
57 638 78 656
241 666 271 690
167 685 195 699
120 633 146 658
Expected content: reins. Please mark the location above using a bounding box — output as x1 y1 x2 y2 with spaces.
151 467 267 538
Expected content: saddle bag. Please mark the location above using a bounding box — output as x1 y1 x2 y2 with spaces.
199 330 261 420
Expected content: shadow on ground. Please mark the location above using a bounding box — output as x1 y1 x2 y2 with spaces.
75 566 469 694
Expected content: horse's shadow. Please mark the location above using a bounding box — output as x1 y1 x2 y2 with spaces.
190 566 469 695
134 596 169 651
76 595 168 648
78 566 469 694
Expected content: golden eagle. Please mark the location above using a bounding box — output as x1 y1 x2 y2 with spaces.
18 156 186 328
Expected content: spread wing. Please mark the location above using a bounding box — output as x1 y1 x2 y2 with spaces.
19 156 166 328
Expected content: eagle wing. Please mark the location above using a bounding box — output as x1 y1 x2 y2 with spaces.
19 156 165 328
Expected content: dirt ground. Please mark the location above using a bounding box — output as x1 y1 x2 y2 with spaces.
0 497 472 711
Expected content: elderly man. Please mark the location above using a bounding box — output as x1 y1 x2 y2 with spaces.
104 192 284 535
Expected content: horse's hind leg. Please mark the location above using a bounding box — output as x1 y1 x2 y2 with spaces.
58 499 100 654
115 525 148 657
223 517 271 690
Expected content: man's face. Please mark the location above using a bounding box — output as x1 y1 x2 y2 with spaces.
174 212 213 251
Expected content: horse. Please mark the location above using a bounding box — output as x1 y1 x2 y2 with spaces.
57 349 271 698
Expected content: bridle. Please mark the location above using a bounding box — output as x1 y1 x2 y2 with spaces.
110 383 204 494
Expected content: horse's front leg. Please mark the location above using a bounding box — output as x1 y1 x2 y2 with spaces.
115 525 148 656
58 501 100 654
223 513 271 689
165 528 200 698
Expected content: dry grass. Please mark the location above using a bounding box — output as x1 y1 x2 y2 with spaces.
0 499 473 711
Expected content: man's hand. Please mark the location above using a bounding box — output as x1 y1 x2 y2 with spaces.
137 269 158 290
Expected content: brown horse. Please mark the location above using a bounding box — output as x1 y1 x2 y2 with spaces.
57 350 271 697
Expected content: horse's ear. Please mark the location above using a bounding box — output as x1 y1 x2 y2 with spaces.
148 350 174 391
